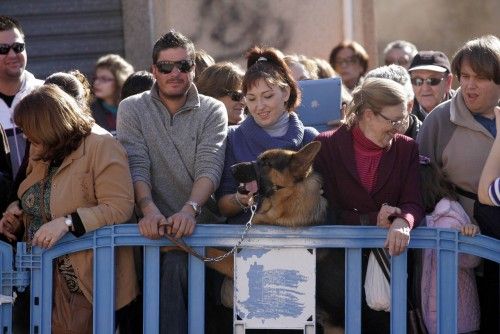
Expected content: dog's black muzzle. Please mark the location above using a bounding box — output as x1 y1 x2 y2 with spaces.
230 160 282 202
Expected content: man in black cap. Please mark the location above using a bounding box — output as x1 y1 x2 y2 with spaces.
409 50 454 121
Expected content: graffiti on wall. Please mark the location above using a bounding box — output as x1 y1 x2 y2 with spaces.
189 0 291 60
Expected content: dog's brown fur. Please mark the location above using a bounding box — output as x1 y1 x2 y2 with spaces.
207 141 327 276
251 141 328 226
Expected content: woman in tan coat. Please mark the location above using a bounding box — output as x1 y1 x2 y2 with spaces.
0 84 138 333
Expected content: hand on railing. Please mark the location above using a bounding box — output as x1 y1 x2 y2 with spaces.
32 217 70 249
384 218 410 256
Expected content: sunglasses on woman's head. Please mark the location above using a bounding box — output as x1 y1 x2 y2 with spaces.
224 90 245 102
0 42 25 55
155 59 194 74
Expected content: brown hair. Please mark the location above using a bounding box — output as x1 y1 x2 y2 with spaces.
194 49 215 81
94 54 134 104
344 77 407 128
0 15 24 36
419 161 459 214
13 85 94 161
313 57 337 78
196 62 244 98
451 35 500 85
243 46 300 112
329 40 369 74
45 71 91 114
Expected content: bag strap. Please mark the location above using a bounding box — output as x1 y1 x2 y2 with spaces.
455 187 478 201
372 248 390 283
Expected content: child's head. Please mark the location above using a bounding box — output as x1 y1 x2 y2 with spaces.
419 155 459 214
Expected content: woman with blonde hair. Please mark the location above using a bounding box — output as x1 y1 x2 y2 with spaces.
91 54 134 131
0 85 138 333
314 77 424 333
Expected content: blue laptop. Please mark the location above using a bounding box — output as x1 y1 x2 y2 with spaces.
295 77 342 132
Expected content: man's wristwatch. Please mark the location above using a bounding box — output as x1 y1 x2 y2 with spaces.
64 215 74 232
185 201 201 217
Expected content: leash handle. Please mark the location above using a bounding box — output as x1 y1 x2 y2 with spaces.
164 204 257 263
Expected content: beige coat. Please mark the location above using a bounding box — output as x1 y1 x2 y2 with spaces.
19 127 138 309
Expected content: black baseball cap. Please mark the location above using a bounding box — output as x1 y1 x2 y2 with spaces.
409 51 451 73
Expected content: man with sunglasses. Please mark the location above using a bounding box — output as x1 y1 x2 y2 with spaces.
117 30 227 334
0 16 42 211
409 51 454 121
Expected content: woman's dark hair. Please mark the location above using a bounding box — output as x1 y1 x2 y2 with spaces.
197 62 244 98
121 71 155 100
45 72 91 114
13 85 93 162
419 160 459 214
242 46 300 112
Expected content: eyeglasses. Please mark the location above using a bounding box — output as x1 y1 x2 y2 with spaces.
0 42 25 55
410 77 445 87
155 59 194 74
376 112 409 129
223 90 245 102
93 76 115 83
334 56 358 67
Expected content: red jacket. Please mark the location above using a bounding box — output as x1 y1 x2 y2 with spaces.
314 125 424 228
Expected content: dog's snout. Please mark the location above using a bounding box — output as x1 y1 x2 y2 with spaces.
230 162 258 183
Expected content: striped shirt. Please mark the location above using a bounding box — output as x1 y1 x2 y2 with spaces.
489 178 500 206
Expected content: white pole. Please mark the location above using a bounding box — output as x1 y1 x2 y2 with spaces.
342 0 354 40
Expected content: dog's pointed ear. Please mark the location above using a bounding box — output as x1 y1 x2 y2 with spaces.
290 141 321 179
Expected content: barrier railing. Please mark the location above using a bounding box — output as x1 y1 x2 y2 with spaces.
4 224 500 333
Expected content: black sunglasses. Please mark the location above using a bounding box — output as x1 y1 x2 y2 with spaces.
0 42 25 55
224 90 245 102
410 77 444 87
155 59 194 74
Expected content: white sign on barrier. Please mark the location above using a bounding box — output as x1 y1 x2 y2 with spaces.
234 248 315 330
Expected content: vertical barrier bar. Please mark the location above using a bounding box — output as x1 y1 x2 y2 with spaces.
437 243 457 334
188 247 205 334
93 244 115 333
345 248 362 334
143 246 160 334
0 242 13 334
29 247 47 334
390 251 407 334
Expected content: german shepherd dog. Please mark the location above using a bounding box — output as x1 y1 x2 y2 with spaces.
206 141 344 334
231 140 327 226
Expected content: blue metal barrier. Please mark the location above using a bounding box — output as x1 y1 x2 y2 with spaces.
4 224 500 333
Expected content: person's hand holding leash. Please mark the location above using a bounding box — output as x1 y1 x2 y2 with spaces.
139 210 168 240
163 208 197 239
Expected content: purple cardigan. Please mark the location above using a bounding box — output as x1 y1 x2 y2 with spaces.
216 113 318 224
314 125 424 228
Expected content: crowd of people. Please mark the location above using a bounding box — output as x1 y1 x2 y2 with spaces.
0 14 498 334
